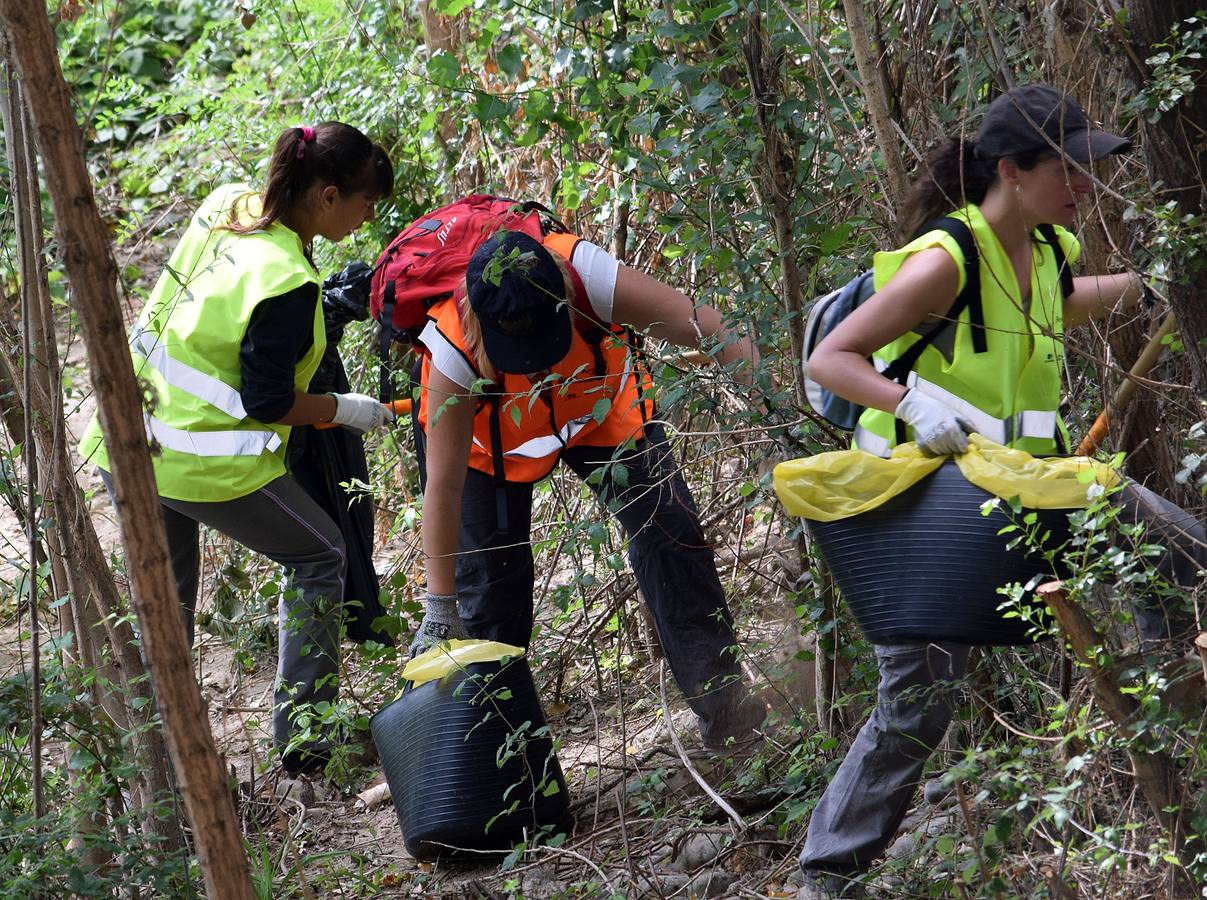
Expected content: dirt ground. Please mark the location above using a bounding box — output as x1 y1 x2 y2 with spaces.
0 224 827 896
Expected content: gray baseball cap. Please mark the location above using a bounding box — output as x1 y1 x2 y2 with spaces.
975 84 1131 162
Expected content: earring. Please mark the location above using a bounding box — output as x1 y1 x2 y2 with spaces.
1014 184 1022 195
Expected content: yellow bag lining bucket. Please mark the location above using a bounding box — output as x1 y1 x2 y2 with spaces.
773 434 1119 522
400 639 527 688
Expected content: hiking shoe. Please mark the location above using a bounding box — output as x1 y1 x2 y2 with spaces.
698 694 765 756
797 868 865 899
279 726 375 777
281 744 331 777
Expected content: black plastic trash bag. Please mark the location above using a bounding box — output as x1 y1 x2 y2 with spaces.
287 262 393 646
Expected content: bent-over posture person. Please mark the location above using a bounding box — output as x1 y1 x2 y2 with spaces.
80 123 394 775
412 227 763 753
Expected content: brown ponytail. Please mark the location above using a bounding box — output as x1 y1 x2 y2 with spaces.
227 121 394 234
897 137 1052 241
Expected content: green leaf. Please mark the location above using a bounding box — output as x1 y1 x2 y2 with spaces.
69 748 99 770
689 83 722 112
591 397 612 424
818 222 854 256
496 44 523 78
428 52 461 87
611 463 629 488
474 91 510 122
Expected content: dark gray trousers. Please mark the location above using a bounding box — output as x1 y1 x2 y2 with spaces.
801 480 1206 873
101 471 347 748
414 420 751 742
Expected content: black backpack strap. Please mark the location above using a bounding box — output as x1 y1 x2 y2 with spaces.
1036 223 1075 299
485 386 509 536
933 216 986 353
881 216 984 386
519 199 569 236
378 284 395 403
625 327 652 425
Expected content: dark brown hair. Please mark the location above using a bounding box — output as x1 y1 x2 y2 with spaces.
898 136 1050 241
227 121 393 234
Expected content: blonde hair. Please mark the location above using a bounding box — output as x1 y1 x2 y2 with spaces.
458 290 498 383
457 258 580 385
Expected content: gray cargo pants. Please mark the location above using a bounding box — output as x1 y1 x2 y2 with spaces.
101 471 346 748
801 480 1206 874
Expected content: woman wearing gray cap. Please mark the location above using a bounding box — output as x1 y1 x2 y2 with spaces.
410 225 764 754
798 84 1205 896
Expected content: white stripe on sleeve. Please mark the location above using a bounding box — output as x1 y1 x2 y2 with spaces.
569 239 620 323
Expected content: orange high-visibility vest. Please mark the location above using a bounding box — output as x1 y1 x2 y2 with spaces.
417 232 651 483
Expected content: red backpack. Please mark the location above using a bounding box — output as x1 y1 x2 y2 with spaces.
369 194 556 345
368 194 613 403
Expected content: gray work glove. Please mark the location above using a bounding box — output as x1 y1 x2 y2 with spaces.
409 592 470 656
895 388 974 456
330 392 394 436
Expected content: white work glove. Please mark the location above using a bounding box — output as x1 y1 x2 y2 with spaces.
409 592 470 656
894 389 974 456
329 392 394 435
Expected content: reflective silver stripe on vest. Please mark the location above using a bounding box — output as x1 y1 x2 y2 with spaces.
420 320 479 390
853 424 892 457
131 329 248 421
144 413 281 457
471 414 594 460
855 371 1057 457
508 415 594 459
470 353 636 461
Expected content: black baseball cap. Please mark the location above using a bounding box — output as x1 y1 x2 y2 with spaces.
465 231 572 374
975 84 1131 162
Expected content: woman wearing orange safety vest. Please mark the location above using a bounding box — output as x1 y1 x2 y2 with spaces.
412 228 763 753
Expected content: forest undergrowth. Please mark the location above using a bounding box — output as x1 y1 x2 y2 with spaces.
0 0 1205 897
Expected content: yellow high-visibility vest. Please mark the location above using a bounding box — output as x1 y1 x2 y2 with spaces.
78 184 324 501
856 203 1079 458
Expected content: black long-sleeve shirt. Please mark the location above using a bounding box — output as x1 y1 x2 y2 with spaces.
238 282 320 423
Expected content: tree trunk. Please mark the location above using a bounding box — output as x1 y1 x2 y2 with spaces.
1043 2 1188 503
1124 0 1207 399
418 0 481 191
742 11 808 408
0 64 177 842
1038 583 1191 888
838 0 909 212
0 5 253 897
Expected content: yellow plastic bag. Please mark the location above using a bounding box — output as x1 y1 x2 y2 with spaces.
772 447 944 521
401 639 527 687
773 434 1119 522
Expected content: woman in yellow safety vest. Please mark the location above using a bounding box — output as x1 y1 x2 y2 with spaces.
79 122 393 776
797 85 1205 896
412 227 764 753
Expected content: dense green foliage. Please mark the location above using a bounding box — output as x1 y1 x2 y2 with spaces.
0 0 1203 896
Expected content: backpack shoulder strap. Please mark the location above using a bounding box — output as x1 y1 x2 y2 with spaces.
932 216 985 353
484 385 510 535
1035 223 1075 299
881 216 984 383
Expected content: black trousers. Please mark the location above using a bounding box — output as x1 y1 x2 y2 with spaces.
415 417 745 729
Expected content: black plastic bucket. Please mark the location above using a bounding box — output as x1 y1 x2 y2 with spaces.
370 655 570 859
807 460 1070 645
